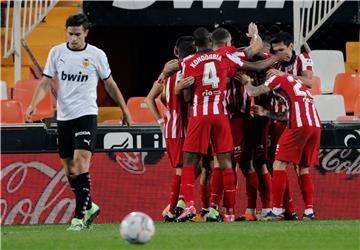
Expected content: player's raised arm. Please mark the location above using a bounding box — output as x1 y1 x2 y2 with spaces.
146 80 165 130
103 75 132 126
244 22 263 59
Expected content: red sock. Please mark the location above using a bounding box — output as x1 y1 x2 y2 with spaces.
222 168 236 214
200 184 210 209
182 165 195 207
245 171 258 209
259 172 272 208
299 173 314 209
272 170 287 209
169 174 181 214
210 167 223 209
178 184 184 201
283 172 295 213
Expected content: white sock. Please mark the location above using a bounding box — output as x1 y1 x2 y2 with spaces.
273 208 283 216
245 208 256 215
304 208 314 215
261 208 272 216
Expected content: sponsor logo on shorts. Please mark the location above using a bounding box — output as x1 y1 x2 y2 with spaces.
83 139 91 146
75 131 91 137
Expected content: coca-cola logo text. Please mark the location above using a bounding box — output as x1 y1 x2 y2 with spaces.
1 161 75 225
319 149 360 175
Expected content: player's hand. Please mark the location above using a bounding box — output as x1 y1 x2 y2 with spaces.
159 122 165 135
274 51 290 62
266 69 285 78
179 76 195 89
235 73 252 85
246 22 258 38
122 112 132 127
25 105 36 122
251 105 268 117
175 76 195 95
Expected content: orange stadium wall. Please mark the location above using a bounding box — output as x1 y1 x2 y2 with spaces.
1 151 359 225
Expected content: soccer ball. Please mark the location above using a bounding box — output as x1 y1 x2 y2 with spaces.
120 212 155 244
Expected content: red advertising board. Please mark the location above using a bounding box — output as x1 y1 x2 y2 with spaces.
1 152 359 225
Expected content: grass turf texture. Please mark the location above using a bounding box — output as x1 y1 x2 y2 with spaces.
2 220 359 250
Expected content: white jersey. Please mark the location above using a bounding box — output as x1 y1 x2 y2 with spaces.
43 43 111 121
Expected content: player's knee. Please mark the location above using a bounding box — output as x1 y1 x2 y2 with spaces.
299 166 310 175
273 160 287 170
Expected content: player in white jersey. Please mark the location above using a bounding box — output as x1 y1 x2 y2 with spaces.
26 13 132 230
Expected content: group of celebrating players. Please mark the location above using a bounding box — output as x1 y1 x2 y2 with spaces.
146 22 320 223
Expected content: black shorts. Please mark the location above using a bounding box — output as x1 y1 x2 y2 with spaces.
57 115 97 159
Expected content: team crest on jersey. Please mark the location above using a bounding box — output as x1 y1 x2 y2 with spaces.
82 58 90 69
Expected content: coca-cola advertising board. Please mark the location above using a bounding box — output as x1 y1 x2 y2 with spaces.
1 149 359 225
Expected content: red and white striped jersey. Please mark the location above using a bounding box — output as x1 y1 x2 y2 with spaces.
163 71 188 139
264 74 321 129
226 50 252 118
181 47 244 118
274 52 313 75
271 52 314 113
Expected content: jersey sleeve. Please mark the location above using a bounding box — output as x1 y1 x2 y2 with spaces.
234 49 248 61
96 49 112 80
263 75 281 90
299 53 314 72
43 47 57 78
225 52 244 70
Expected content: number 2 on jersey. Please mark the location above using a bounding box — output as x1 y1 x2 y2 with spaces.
203 62 219 88
288 76 312 98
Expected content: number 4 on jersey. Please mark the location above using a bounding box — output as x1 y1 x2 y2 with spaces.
203 62 219 88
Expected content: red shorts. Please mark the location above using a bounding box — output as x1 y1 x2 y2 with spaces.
230 117 253 162
269 120 287 161
166 138 184 168
183 115 233 155
252 117 270 161
275 126 321 167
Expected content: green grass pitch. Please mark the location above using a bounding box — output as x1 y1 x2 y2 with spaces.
2 220 359 249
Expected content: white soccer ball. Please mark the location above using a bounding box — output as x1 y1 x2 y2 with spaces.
120 212 155 244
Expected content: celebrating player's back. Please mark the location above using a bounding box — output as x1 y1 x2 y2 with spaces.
181 51 233 117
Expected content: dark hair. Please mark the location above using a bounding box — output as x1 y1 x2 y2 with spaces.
261 32 273 44
211 28 231 46
193 27 211 48
175 36 196 59
65 13 89 29
270 32 293 46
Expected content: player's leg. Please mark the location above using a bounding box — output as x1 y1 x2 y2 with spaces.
298 166 315 220
269 120 296 219
58 119 86 230
262 159 288 220
282 164 298 220
207 156 223 222
199 154 212 218
236 160 258 221
298 127 320 220
217 153 236 222
72 115 99 229
235 116 258 221
164 138 184 222
254 118 272 218
212 116 235 222
176 152 201 222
